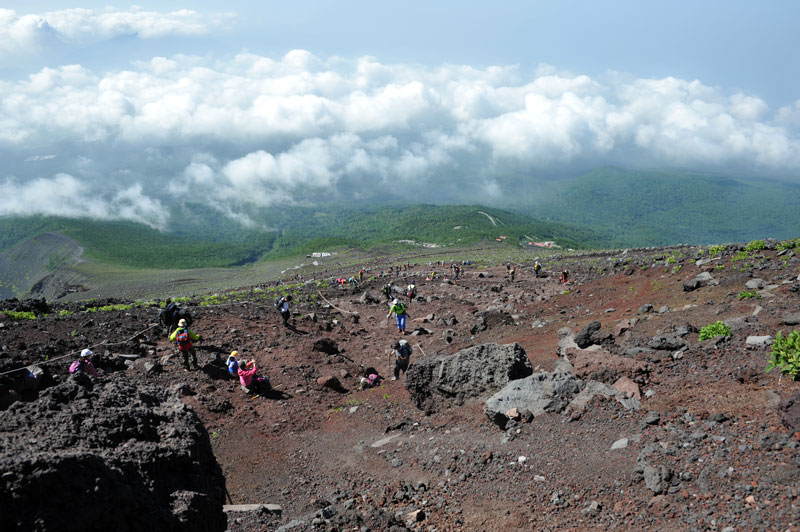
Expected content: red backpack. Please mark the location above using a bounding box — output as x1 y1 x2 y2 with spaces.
175 329 192 352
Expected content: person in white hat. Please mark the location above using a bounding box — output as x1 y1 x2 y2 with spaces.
386 298 408 335
69 348 98 377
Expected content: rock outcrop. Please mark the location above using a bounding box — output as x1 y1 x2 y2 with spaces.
0 374 226 532
405 343 533 414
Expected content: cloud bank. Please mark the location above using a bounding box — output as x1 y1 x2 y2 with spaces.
1 49 799 227
0 7 231 59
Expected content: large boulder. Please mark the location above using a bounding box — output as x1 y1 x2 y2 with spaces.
485 371 584 428
405 343 533 414
0 374 226 532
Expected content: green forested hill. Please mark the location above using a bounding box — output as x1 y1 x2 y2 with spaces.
526 167 800 246
0 205 595 269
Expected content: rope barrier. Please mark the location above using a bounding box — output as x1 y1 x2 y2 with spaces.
316 291 358 315
0 323 161 377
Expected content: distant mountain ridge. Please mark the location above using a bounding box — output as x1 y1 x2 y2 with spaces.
1 167 798 278
525 167 800 246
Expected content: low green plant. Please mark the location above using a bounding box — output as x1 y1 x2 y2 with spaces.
698 321 731 341
1 310 37 320
708 244 725 256
737 290 762 300
766 330 800 378
731 250 750 262
777 238 800 252
59 309 73 318
715 264 726 270
651 280 662 292
86 304 131 312
745 239 766 252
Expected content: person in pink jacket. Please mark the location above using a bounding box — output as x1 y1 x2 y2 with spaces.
238 359 270 395
69 348 99 377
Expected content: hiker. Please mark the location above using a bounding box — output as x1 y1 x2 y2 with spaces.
534 261 542 278
382 283 393 301
238 359 270 395
69 348 98 377
359 372 382 390
560 269 569 284
169 318 201 370
510 267 516 282
159 298 179 335
391 339 412 380
359 269 364 282
226 350 241 378
276 295 292 326
386 298 408 334
406 281 416 300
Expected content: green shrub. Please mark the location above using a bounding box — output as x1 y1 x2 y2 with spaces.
766 330 800 378
737 290 762 300
745 239 766 252
59 309 73 318
1 310 37 320
777 238 800 252
708 244 725 256
698 320 731 341
731 250 750 262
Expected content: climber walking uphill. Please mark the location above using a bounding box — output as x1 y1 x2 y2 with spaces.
169 318 201 370
387 298 408 335
390 339 412 380
382 282 394 301
560 269 570 284
275 295 292 326
534 261 542 278
159 299 193 339
406 280 417 300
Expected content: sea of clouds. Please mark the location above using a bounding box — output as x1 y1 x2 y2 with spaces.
1 7 799 229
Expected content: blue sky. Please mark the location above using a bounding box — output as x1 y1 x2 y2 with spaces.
1 1 799 227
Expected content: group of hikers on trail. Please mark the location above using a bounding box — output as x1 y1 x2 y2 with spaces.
66 258 569 396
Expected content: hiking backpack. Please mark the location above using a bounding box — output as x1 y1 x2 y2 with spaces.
175 328 192 352
274 297 285 310
396 340 412 359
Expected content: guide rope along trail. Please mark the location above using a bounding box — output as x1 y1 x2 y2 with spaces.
0 323 161 376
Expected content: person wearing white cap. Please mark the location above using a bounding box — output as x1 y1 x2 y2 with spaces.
69 348 98 377
386 298 408 335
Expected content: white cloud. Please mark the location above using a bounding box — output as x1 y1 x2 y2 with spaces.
0 7 232 60
0 174 167 228
1 50 799 223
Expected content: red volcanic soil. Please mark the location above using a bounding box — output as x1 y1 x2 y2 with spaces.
2 242 800 531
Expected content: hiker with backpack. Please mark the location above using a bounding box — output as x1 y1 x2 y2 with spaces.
382 282 393 301
69 348 98 377
390 339 412 380
386 298 408 335
238 359 270 395
534 261 542 278
560 269 569 283
406 281 416 300
275 295 292 326
169 318 201 370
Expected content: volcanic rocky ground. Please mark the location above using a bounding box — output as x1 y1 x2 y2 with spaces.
2 242 800 531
